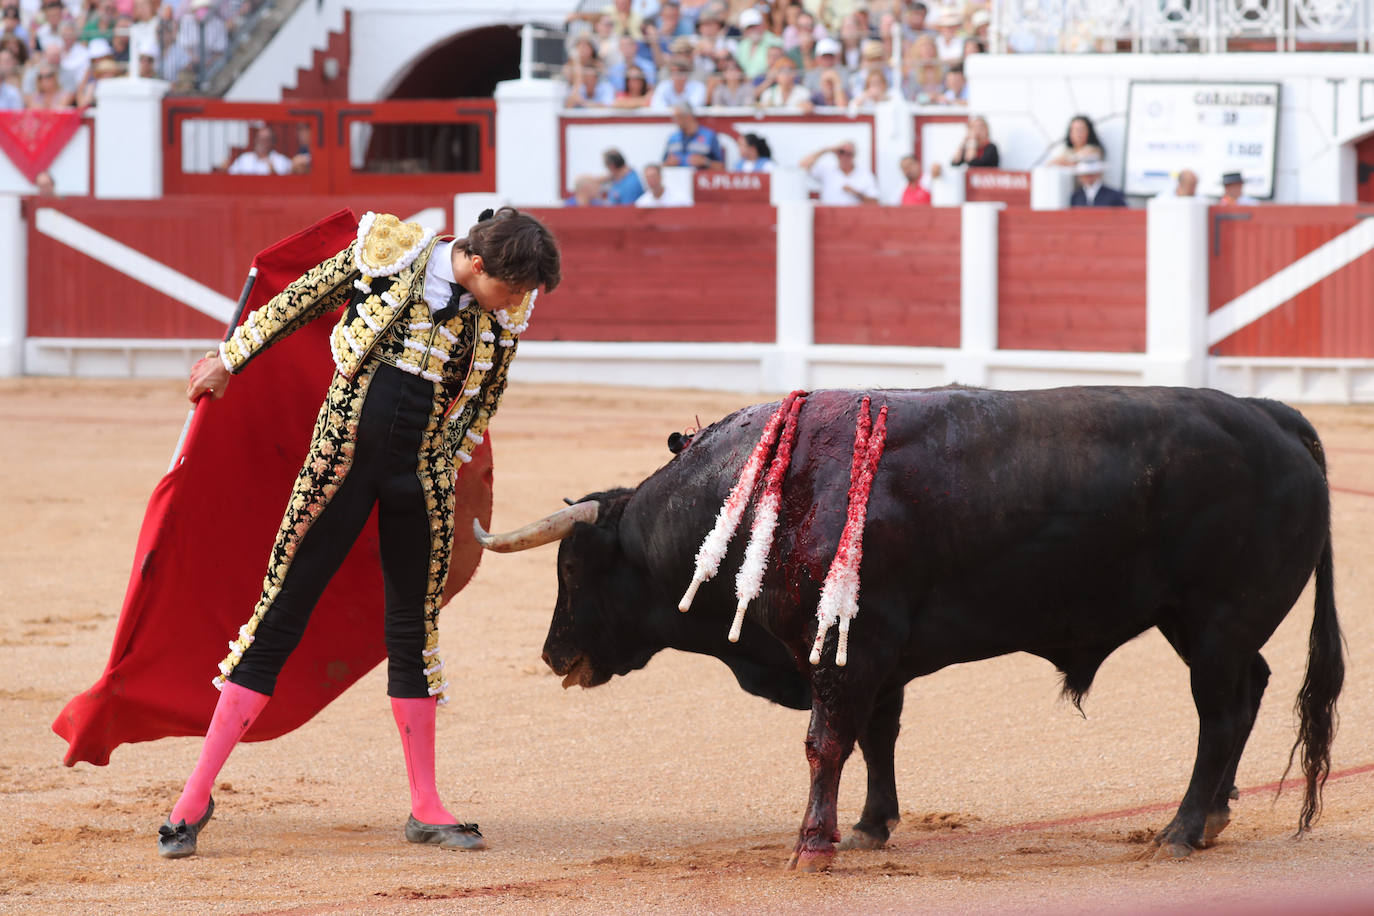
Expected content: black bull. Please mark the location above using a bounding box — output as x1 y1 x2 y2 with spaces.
476 387 1343 870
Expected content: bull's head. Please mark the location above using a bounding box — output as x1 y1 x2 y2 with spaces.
474 489 659 690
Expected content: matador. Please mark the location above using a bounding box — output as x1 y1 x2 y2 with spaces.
157 207 561 858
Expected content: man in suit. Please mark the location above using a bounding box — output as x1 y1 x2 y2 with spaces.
1069 155 1127 207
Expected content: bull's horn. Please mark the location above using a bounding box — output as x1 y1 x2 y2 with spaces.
472 501 600 552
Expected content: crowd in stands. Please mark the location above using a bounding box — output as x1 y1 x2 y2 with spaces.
561 0 988 111
0 0 251 110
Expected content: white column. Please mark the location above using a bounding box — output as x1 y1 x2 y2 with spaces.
493 77 564 206
764 200 814 391
769 166 809 204
0 195 25 375
873 95 913 205
1030 165 1073 210
949 202 1001 386
661 166 695 204
453 192 503 236
931 164 966 207
94 77 170 199
1145 195 1210 387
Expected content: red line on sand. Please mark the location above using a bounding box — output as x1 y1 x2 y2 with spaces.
1332 486 1374 499
899 761 1374 847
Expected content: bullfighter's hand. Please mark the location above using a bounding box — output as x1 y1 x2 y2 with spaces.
187 352 231 402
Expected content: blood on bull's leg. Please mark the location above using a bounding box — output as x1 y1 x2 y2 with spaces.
842 685 903 850
787 699 857 872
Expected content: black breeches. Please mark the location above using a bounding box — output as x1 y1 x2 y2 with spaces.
230 364 445 698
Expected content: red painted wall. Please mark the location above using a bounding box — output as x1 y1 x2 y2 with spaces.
997 209 1147 353
523 206 776 342
812 207 961 347
1209 206 1374 358
26 196 447 338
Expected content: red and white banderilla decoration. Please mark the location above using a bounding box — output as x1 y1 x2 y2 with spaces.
809 397 887 667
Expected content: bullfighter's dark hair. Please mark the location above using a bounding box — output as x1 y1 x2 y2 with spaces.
457 206 561 293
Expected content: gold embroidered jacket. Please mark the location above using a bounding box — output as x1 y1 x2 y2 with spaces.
216 213 521 464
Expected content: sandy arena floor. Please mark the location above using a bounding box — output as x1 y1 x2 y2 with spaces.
2 378 1372 915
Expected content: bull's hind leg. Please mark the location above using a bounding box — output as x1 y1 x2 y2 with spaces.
787 698 860 872
1155 631 1253 858
1201 653 1271 847
841 686 903 850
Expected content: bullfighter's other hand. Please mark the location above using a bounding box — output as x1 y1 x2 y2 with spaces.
187 351 231 402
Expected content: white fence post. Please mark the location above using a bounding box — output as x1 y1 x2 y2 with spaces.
493 77 563 206
94 77 170 199
766 200 814 391
0 195 25 375
950 201 1001 386
1145 195 1210 387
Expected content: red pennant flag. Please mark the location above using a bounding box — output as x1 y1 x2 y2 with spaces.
52 209 493 766
0 110 83 183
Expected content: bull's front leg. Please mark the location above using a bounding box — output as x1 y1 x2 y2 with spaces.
787 699 857 872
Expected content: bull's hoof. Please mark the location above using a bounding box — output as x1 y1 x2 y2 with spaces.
1201 810 1231 847
839 827 888 850
785 848 835 872
1155 840 1194 859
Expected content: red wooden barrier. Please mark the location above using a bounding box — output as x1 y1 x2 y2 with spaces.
997 209 1147 353
1209 205 1374 358
26 195 447 338
811 207 961 347
524 206 776 343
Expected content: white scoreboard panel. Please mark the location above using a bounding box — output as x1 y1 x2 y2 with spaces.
1124 81 1280 199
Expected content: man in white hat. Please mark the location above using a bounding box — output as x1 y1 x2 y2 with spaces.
1069 154 1126 207
804 35 849 101
733 7 781 80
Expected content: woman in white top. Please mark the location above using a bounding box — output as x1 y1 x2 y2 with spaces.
757 58 813 111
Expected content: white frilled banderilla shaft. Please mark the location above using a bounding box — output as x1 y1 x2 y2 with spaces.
678 390 807 613
809 397 889 667
729 394 806 642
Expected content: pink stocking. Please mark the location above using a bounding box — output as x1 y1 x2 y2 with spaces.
391 697 456 825
169 682 270 824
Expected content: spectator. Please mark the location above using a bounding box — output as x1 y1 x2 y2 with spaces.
932 5 965 64
692 5 734 72
663 101 724 169
290 123 312 174
735 132 773 172
32 0 63 52
0 46 21 104
570 0 642 41
2 3 26 42
963 36 986 59
591 10 619 61
968 6 991 44
24 60 72 107
1069 156 1126 207
109 15 131 63
607 34 656 89
612 65 653 108
848 66 890 114
848 39 892 99
80 0 116 42
74 53 122 106
566 34 600 75
602 148 645 204
934 62 967 105
649 59 705 109
903 60 942 104
57 16 88 82
733 7 780 80
900 1 931 42
1174 169 1198 197
951 114 998 166
135 42 156 78
804 36 848 101
1047 114 1104 167
898 155 932 205
635 162 691 206
656 0 689 39
800 141 879 205
679 0 711 34
784 9 824 65
757 56 811 110
707 53 752 106
565 62 616 108
1219 170 1258 206
226 126 293 175
564 173 607 206
837 14 864 70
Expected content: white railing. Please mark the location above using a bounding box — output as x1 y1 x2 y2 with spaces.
991 0 1373 53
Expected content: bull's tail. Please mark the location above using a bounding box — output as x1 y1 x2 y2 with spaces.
1282 532 1344 833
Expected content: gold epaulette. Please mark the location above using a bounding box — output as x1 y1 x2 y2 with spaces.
352 212 435 279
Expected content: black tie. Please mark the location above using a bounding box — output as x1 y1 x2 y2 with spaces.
432 281 465 324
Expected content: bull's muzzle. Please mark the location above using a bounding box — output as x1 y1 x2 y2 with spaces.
472 500 600 552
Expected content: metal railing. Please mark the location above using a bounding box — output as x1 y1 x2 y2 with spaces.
152 0 282 94
991 0 1374 53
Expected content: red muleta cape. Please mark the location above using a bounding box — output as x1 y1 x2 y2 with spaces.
52 209 494 766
